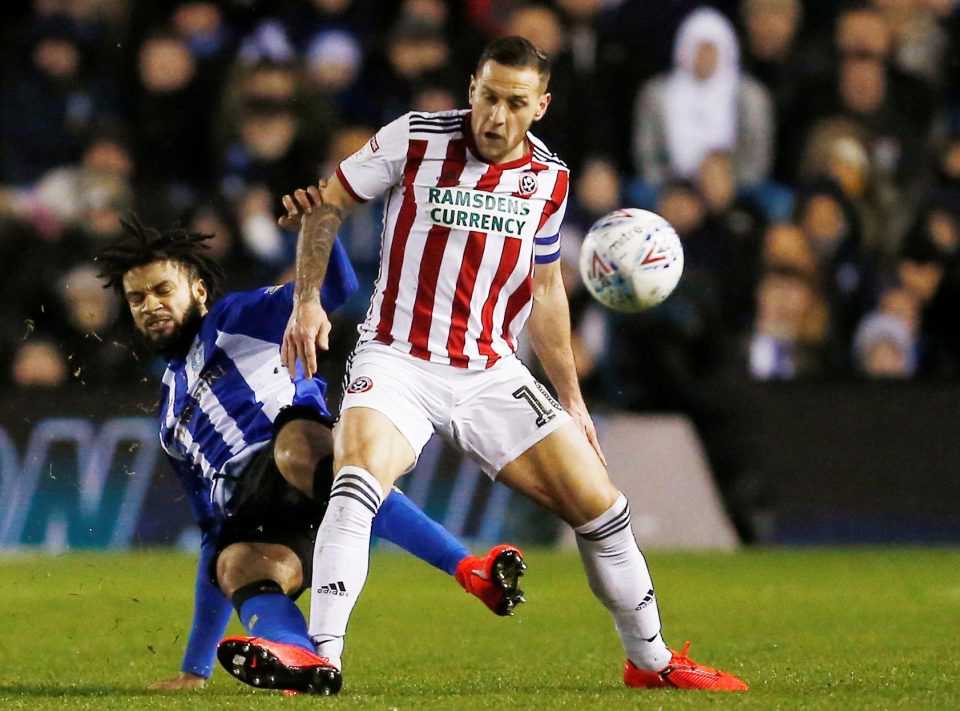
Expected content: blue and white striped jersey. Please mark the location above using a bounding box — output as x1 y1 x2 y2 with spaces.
159 239 358 520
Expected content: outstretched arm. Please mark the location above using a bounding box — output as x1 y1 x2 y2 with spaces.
527 260 606 465
280 175 357 379
148 520 233 690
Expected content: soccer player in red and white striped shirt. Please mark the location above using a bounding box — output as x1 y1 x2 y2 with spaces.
258 36 748 694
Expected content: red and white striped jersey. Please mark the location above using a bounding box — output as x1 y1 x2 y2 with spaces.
337 110 570 370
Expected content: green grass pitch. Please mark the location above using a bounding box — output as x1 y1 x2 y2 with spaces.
0 548 957 709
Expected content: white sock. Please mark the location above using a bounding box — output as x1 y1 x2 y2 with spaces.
308 465 383 669
574 493 672 671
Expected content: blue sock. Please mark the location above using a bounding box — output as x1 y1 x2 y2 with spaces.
372 489 470 576
235 586 314 654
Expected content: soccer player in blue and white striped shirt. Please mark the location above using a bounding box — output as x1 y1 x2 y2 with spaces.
97 215 526 692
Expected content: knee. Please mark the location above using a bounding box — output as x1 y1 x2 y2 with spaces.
216 543 303 598
557 474 621 527
274 441 316 494
274 421 332 496
332 439 385 475
216 546 255 598
331 410 415 483
333 431 408 481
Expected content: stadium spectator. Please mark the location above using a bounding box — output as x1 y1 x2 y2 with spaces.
185 198 268 291
275 0 377 50
47 262 142 386
740 0 804 90
851 281 922 378
876 283 922 339
305 29 362 90
793 180 877 365
900 231 960 376
25 129 135 233
935 125 960 193
170 1 236 68
696 150 766 330
567 156 621 232
852 311 917 378
835 5 937 126
214 54 332 216
633 7 774 189
602 181 728 415
410 72 460 113
748 266 827 380
798 119 896 253
657 178 753 335
369 18 453 125
506 3 596 173
216 57 303 145
0 0 957 399
739 0 812 180
128 29 212 207
221 97 321 207
0 16 111 185
10 339 67 389
396 0 451 34
555 0 604 74
762 221 818 276
872 0 951 88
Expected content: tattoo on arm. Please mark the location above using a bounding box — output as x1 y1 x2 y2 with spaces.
294 203 343 304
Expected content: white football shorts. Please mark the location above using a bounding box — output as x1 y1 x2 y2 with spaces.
340 341 571 477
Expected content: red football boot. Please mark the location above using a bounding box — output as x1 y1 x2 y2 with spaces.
217 636 342 695
454 544 527 616
624 641 749 691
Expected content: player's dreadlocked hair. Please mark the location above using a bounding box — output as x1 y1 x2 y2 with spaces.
95 213 226 302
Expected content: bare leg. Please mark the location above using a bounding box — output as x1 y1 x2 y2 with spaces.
308 407 413 667
497 420 618 525
216 542 304 597
273 420 333 498
499 421 672 671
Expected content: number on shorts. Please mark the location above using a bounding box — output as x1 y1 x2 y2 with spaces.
512 385 556 428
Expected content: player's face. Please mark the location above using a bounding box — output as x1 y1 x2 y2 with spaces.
122 260 208 350
469 61 551 164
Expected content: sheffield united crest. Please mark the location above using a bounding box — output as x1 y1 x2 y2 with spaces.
518 171 538 197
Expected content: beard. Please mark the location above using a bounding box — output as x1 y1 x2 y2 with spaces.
139 300 206 360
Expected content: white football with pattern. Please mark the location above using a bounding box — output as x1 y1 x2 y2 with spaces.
579 208 684 312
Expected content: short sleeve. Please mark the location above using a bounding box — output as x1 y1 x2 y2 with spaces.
534 170 570 265
336 113 411 202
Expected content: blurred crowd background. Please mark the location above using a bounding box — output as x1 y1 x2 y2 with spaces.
1 0 959 401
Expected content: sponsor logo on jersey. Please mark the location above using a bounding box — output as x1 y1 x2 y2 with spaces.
426 187 533 239
518 171 538 197
347 376 373 394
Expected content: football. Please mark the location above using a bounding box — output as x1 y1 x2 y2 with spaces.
578 208 684 312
